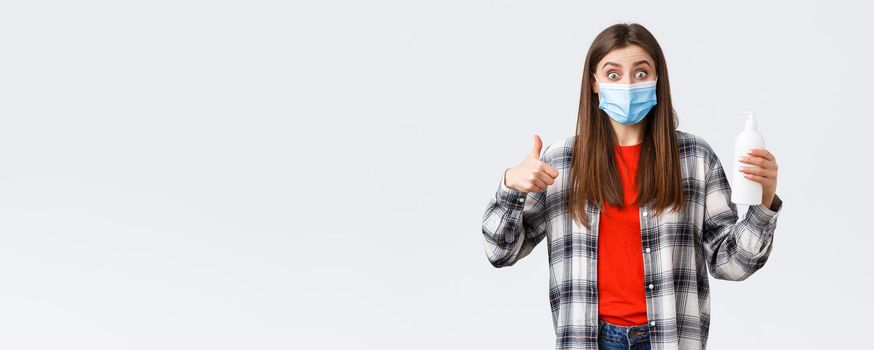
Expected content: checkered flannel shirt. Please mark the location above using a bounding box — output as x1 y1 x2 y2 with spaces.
481 129 783 350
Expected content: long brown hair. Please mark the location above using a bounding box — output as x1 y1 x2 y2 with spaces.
569 23 686 230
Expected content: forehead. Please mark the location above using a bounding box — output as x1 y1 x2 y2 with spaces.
596 45 654 68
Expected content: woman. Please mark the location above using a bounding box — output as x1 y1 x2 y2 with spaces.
481 23 782 350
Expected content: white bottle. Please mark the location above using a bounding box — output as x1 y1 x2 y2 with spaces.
731 112 765 205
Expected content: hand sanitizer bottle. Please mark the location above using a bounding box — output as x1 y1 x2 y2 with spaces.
731 111 765 205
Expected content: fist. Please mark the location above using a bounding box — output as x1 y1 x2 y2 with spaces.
504 134 560 193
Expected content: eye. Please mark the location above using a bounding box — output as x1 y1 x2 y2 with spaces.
635 70 647 79
607 72 619 80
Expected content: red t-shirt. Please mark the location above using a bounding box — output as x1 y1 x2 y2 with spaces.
597 142 648 326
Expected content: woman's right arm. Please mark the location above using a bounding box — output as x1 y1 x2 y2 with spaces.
481 136 556 268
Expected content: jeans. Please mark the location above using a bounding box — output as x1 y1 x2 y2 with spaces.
597 319 652 350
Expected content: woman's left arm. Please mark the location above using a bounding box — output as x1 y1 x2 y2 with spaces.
701 147 784 281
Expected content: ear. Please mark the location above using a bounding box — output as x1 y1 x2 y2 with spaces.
591 74 599 94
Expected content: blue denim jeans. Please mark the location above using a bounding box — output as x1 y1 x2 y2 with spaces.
597 319 652 350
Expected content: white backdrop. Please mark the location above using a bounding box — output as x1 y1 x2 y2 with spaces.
1 0 872 349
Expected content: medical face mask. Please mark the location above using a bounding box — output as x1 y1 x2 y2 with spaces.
595 78 658 125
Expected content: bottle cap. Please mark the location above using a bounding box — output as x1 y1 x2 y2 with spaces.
739 111 757 130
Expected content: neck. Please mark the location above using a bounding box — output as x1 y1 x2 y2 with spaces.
609 118 645 146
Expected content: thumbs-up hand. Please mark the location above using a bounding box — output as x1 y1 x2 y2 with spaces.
504 134 560 193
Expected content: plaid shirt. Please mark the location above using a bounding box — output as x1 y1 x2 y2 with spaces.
481 129 783 350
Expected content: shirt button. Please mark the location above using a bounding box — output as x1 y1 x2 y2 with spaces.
650 321 656 326
645 248 651 253
642 211 648 217
517 198 524 203
649 283 654 289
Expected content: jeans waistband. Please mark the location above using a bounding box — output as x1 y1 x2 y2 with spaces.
598 319 651 343
598 319 650 331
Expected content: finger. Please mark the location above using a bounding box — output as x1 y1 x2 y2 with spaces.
739 166 777 178
529 134 543 159
742 173 773 184
739 155 774 169
747 148 775 162
541 163 559 179
536 170 556 186
530 176 548 192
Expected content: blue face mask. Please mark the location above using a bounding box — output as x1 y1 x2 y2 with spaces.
595 78 658 125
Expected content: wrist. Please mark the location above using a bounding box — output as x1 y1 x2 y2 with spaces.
762 192 776 210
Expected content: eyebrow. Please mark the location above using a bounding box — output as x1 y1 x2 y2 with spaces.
602 60 652 70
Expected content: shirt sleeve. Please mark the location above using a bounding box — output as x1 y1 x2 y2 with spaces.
701 151 784 281
481 145 552 268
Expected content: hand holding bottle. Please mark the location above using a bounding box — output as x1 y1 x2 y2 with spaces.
504 134 560 193
731 112 778 208
738 148 779 208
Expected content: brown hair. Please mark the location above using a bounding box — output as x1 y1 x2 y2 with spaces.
569 23 686 230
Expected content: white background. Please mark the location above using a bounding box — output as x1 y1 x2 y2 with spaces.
1 0 872 349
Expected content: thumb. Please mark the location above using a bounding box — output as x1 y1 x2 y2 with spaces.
529 134 543 159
